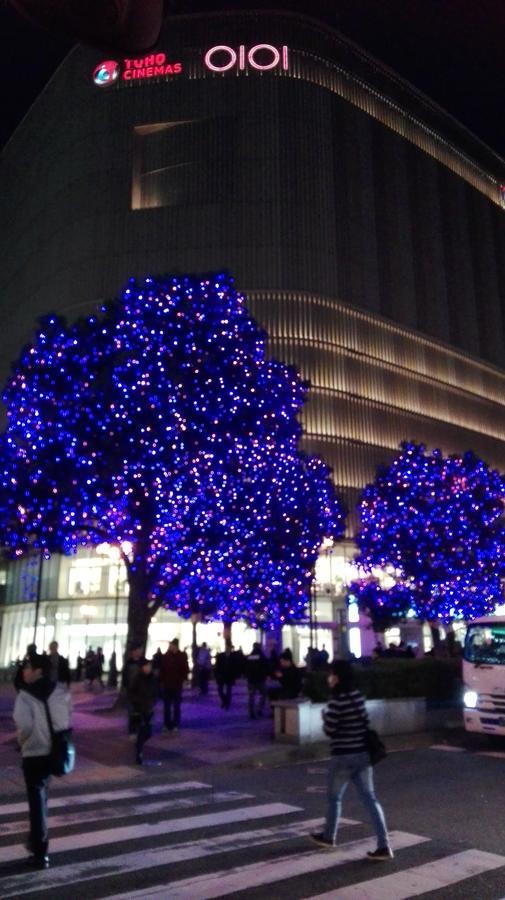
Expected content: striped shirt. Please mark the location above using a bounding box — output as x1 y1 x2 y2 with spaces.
323 688 368 755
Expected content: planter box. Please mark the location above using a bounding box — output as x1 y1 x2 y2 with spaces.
366 698 426 736
272 696 448 744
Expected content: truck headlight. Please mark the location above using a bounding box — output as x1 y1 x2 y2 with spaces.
463 690 478 709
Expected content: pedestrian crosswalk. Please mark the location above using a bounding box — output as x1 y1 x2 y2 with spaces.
0 776 504 899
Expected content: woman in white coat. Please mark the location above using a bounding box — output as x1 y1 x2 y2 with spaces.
13 653 72 869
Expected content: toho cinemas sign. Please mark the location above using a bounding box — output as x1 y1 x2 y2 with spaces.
93 42 289 86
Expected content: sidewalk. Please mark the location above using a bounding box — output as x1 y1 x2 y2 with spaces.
0 680 455 797
0 680 303 796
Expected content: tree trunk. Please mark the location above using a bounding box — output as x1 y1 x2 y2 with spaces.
111 555 155 710
223 620 232 648
430 623 441 653
126 567 153 652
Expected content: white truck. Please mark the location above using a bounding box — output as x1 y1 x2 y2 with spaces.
463 614 505 736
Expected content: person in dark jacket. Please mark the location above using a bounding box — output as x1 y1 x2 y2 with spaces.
195 642 212 696
13 653 72 869
95 647 105 687
107 650 118 688
245 642 269 718
214 644 240 710
268 648 302 704
48 641 71 686
122 644 144 735
310 660 392 860
127 657 157 765
159 638 189 731
13 643 39 692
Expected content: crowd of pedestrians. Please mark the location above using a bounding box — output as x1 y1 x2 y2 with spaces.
11 635 396 869
74 647 105 689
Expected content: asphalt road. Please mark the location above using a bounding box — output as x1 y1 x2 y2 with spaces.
1 738 505 899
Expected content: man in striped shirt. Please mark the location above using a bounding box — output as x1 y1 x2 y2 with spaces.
310 660 393 860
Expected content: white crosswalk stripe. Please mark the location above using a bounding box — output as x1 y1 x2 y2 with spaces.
0 780 212 818
1 776 504 899
107 832 428 900
430 744 505 760
306 848 505 899
0 801 301 864
0 791 252 836
429 744 465 753
0 817 329 897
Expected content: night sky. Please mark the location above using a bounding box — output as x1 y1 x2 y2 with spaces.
0 0 504 161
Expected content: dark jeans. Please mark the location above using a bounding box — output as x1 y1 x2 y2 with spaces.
248 681 267 717
324 751 388 846
135 712 153 761
217 681 233 709
163 688 182 728
127 700 139 735
22 756 52 858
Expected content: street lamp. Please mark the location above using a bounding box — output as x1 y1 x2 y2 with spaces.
96 541 131 659
80 604 97 651
190 610 202 687
32 548 45 646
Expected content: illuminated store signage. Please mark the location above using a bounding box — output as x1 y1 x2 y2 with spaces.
123 54 182 80
93 43 289 87
93 52 182 86
204 44 289 73
93 60 120 86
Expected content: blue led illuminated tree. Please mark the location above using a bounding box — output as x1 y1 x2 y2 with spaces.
351 441 505 627
0 272 345 649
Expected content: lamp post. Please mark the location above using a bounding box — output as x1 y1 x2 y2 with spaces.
80 604 97 652
96 540 132 673
308 580 315 652
96 542 121 657
190 610 201 687
32 548 44 646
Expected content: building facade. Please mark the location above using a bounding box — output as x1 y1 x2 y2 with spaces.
1 9 505 665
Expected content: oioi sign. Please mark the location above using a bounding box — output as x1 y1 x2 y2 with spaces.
204 43 289 73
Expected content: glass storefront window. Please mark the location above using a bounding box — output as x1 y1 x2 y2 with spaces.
68 563 103 597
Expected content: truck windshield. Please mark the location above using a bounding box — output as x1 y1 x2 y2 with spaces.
464 624 505 665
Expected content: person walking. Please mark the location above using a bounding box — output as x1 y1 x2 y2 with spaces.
13 653 72 869
195 642 212 696
127 657 157 765
75 653 84 682
214 643 239 710
245 642 269 718
310 660 393 860
160 638 189 732
84 648 98 690
48 641 71 686
122 644 144 736
95 647 105 688
107 650 118 688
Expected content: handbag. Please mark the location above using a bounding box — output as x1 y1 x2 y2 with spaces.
43 698 76 777
349 693 387 766
364 727 387 766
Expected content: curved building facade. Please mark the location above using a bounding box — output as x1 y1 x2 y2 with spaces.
1 9 505 664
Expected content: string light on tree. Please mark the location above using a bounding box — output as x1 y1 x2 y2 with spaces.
350 441 505 627
0 272 345 648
